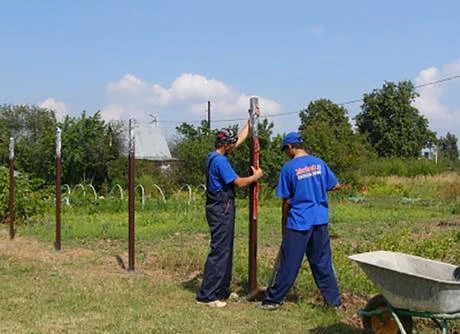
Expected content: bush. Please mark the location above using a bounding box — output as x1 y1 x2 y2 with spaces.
0 166 50 223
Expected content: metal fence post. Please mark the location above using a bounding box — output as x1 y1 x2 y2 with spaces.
128 119 136 271
9 137 15 239
55 128 62 250
248 97 260 294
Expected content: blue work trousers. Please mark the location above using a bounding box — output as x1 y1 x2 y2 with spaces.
264 224 342 306
197 189 235 302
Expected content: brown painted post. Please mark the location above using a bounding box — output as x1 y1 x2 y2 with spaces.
55 128 62 251
248 97 260 293
8 137 15 239
128 119 136 271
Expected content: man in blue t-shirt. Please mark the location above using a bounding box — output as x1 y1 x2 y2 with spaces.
196 122 264 308
260 132 342 310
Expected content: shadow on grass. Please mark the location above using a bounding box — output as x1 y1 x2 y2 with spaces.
308 322 362 333
181 272 202 293
115 255 126 270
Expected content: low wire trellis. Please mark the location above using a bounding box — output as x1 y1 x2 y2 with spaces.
152 184 166 203
110 184 124 200
194 184 207 200
62 184 71 205
197 184 206 193
57 183 208 207
62 184 71 196
169 184 209 204
86 184 98 201
64 183 99 204
136 184 145 207
179 184 192 204
74 183 86 198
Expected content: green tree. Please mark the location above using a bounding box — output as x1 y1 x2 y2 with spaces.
438 132 459 162
355 81 436 158
0 105 125 189
171 120 215 186
232 118 285 190
172 118 285 190
174 122 201 140
0 104 57 182
298 99 368 173
59 111 124 188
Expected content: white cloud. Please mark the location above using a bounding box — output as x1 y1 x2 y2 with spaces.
414 58 460 138
107 73 146 94
39 97 69 119
100 104 125 120
102 73 282 125
172 74 235 101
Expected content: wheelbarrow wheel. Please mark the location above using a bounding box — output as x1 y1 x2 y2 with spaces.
362 294 413 334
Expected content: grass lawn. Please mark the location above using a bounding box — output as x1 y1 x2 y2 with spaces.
1 176 459 333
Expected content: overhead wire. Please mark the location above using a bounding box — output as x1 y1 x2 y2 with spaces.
137 74 460 126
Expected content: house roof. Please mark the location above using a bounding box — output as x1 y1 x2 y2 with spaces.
133 122 172 161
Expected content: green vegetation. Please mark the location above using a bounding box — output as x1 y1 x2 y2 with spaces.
0 167 49 224
2 78 460 196
0 105 126 189
356 81 436 158
1 174 459 333
438 132 459 164
1 79 459 333
299 99 369 173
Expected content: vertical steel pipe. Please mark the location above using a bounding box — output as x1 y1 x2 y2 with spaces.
55 128 62 250
248 97 260 293
128 119 136 271
8 137 15 240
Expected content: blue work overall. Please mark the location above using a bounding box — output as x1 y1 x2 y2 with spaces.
264 225 342 307
197 159 236 302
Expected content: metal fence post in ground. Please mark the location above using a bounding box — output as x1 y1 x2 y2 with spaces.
128 119 136 271
55 128 62 251
9 137 15 239
248 97 260 295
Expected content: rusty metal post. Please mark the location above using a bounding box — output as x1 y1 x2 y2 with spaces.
55 128 62 251
248 97 260 293
128 119 136 271
8 137 15 239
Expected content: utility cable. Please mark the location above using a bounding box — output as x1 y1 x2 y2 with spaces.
135 74 460 125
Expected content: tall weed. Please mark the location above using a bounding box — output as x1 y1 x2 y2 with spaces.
357 157 447 177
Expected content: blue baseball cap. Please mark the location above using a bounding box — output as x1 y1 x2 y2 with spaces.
282 132 303 151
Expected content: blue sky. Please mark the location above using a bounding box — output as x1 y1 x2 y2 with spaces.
1 0 459 139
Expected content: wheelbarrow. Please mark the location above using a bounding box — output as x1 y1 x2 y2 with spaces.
349 251 460 334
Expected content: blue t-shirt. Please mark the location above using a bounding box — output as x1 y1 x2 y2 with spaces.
276 155 338 231
206 151 238 192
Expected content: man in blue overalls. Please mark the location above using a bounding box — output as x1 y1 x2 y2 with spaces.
197 123 264 308
260 132 342 310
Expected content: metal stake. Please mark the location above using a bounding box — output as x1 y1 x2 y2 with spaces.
248 97 260 294
9 137 15 239
55 128 62 250
128 119 136 271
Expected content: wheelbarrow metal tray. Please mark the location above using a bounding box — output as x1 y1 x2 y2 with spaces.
349 251 460 313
